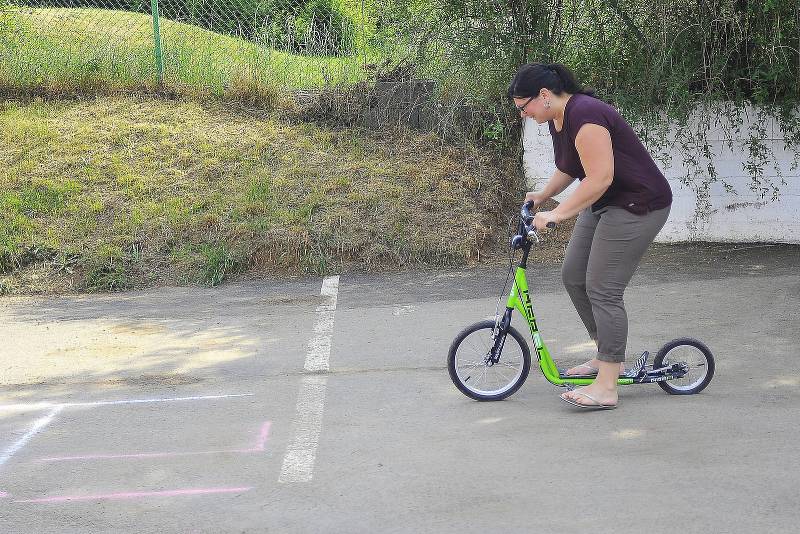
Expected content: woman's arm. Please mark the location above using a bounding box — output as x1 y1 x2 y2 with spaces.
534 124 614 230
525 169 575 205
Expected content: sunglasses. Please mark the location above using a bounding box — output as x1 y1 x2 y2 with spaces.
515 95 537 112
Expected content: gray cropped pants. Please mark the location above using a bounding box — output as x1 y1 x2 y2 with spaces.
562 205 670 363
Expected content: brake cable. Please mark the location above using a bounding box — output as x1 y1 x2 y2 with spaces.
493 214 518 334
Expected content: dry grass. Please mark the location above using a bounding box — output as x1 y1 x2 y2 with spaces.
0 94 529 294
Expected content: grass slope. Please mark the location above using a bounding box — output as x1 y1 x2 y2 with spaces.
0 95 518 294
1 7 372 96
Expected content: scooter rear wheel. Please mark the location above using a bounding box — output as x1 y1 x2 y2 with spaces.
653 337 715 395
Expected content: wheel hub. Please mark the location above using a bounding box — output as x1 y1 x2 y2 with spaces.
670 362 689 377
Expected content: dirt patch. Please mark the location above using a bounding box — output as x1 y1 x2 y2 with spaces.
108 322 168 335
101 374 204 387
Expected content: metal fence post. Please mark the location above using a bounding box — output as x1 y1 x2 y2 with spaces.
150 0 164 85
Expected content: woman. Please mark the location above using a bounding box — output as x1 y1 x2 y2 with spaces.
508 62 672 410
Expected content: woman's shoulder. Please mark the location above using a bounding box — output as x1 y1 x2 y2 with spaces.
566 94 621 135
568 93 616 117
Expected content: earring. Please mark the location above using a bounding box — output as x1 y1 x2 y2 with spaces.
544 100 551 109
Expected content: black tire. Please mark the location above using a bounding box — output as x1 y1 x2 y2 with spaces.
653 337 715 395
447 320 531 401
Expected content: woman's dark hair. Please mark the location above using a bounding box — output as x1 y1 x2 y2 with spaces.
507 62 595 99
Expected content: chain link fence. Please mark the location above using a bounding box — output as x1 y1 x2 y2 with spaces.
1 0 377 95
3 0 797 149
0 0 499 154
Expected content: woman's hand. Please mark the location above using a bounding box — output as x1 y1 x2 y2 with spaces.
524 191 546 207
533 210 561 232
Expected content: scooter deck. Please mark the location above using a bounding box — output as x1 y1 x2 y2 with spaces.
557 371 630 380
556 352 652 380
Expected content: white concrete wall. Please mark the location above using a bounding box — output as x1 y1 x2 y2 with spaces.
522 111 800 243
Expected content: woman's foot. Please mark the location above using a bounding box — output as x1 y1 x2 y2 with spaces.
565 359 625 376
560 384 619 408
561 360 621 408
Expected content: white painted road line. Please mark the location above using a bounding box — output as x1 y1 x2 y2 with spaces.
280 275 339 483
304 275 339 373
0 406 63 469
64 393 255 408
279 375 328 484
13 486 253 503
0 402 55 413
0 393 254 413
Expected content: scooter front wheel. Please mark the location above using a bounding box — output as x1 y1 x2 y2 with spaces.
654 337 715 395
447 320 531 401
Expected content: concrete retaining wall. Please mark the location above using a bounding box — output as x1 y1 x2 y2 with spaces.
522 112 800 243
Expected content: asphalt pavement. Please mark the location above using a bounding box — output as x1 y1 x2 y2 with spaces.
1 243 798 533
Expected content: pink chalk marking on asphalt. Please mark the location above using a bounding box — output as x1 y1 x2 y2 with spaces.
13 487 252 504
39 449 253 462
37 421 272 463
0 491 9 498
254 421 272 451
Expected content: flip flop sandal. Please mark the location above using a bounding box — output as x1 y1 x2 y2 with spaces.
560 390 618 410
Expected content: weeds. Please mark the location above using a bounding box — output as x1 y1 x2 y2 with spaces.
199 244 237 287
85 262 130 291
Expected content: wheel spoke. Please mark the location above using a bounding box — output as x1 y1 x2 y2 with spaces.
493 367 512 384
464 338 487 359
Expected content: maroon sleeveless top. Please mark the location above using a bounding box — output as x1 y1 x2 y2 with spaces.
549 94 672 214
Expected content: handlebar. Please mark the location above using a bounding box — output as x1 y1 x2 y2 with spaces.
512 201 556 250
521 201 557 229
520 201 535 224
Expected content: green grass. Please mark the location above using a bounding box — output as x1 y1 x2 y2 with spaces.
0 7 375 98
0 95 517 293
